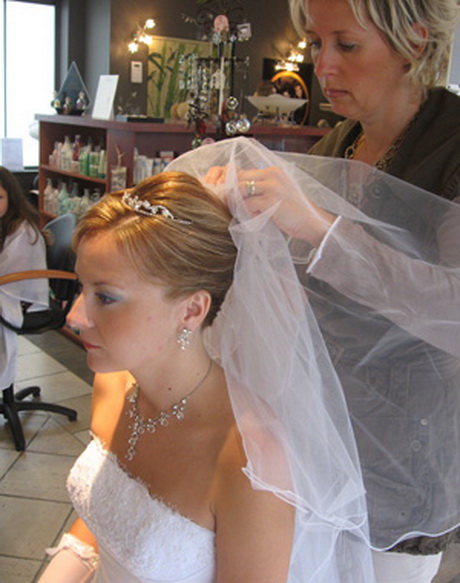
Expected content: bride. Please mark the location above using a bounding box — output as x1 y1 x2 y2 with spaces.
38 138 376 582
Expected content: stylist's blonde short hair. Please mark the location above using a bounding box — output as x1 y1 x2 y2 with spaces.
290 0 459 91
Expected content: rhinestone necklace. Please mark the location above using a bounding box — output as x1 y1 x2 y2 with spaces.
125 360 213 461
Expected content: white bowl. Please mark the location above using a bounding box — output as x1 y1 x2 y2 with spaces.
246 94 308 115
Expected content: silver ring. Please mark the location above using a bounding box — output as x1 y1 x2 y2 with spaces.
245 180 257 197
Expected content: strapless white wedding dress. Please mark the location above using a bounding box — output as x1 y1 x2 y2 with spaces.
67 436 216 583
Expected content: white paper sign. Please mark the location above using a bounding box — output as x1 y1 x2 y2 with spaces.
92 75 119 120
0 139 23 169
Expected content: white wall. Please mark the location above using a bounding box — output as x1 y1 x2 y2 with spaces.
449 21 460 85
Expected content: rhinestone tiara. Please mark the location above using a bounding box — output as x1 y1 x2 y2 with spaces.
122 192 192 224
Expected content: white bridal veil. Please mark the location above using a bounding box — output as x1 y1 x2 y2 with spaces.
167 137 460 582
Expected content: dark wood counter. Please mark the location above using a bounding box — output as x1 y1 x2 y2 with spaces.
35 114 328 204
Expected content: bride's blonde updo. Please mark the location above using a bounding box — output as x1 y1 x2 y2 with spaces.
73 171 237 327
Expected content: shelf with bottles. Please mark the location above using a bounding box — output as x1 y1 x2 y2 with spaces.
38 126 107 218
42 176 103 218
47 134 108 182
40 164 107 185
132 149 176 184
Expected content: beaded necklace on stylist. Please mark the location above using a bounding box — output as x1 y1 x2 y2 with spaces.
344 100 425 171
344 128 408 171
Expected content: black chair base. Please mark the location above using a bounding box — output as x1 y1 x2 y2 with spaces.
0 384 77 451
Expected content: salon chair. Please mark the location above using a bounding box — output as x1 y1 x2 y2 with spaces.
0 213 79 450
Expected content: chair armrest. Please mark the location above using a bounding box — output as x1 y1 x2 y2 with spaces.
0 269 79 334
0 270 77 285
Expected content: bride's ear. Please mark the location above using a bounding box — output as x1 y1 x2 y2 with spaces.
180 290 212 331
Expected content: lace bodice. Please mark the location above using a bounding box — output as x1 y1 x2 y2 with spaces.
67 436 216 583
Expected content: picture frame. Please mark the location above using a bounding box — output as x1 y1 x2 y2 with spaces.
147 36 211 119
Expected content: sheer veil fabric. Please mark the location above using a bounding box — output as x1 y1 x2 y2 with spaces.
167 137 460 581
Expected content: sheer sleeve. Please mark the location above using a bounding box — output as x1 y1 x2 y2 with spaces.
282 151 460 549
308 213 460 358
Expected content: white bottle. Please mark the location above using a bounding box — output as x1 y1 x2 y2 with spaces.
60 136 73 172
57 182 69 215
50 188 59 215
79 188 91 216
68 182 80 214
43 178 54 213
98 150 107 179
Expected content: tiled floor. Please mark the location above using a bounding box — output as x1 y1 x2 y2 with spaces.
0 332 93 582
0 330 459 582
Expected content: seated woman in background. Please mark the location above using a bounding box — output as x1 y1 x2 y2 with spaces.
0 166 48 390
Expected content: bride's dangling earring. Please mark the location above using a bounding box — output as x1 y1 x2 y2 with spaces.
177 328 192 351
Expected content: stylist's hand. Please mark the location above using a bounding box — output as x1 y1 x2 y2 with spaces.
202 165 229 186
203 165 334 247
237 166 335 245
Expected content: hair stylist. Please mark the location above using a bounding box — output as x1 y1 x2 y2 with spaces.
217 0 460 581
302 0 459 198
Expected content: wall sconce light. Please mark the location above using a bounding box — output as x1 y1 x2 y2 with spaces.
287 40 307 64
128 18 156 54
275 60 299 72
275 39 307 72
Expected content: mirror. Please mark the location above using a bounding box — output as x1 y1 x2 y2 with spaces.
271 71 310 125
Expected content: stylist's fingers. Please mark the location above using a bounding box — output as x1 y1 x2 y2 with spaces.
237 167 286 207
202 165 229 185
236 166 333 244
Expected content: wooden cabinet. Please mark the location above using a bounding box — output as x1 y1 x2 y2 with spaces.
36 114 329 218
35 114 199 219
